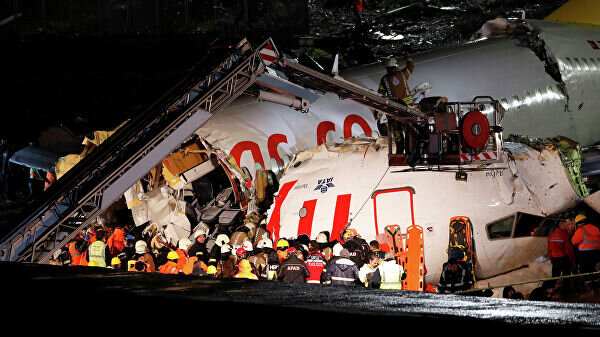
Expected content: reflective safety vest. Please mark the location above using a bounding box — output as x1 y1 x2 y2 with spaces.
572 224 600 251
378 261 403 290
68 241 84 266
88 241 107 267
159 261 179 274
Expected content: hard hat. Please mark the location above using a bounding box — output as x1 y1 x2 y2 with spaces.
333 243 343 257
87 260 99 267
236 247 247 257
216 234 230 247
385 57 398 68
575 214 587 224
207 265 217 275
167 251 179 260
242 241 253 252
221 243 232 254
178 238 192 251
194 229 207 239
316 232 328 244
111 257 121 265
257 238 273 249
239 259 251 269
244 224 257 240
276 239 289 249
343 228 358 241
135 240 148 254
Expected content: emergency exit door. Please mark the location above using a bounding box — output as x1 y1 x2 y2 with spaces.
372 187 416 236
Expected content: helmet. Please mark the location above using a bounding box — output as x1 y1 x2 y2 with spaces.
343 228 358 241
242 241 253 252
167 251 179 260
286 247 297 255
135 240 148 254
239 259 251 269
87 260 99 267
221 243 232 254
111 257 121 265
316 232 328 244
207 265 217 275
575 214 587 224
332 243 343 257
216 234 230 247
236 247 247 259
385 57 398 68
276 239 289 250
244 224 256 240
257 238 273 249
178 238 192 251
194 229 207 239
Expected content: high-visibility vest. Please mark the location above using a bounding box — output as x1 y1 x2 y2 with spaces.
379 261 403 290
574 224 600 251
159 261 179 274
88 241 107 267
68 241 83 266
176 249 189 272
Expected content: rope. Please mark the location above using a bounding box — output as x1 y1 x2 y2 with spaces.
455 270 600 295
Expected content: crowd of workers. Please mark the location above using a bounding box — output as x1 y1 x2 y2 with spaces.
50 210 600 300
54 224 414 290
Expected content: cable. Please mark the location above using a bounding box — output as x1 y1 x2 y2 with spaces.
346 165 390 229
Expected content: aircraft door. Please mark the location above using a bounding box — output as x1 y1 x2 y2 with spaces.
372 187 416 237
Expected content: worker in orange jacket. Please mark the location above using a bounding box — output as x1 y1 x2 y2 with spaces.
234 259 258 280
571 214 600 291
107 227 126 256
547 220 576 297
176 238 192 273
159 251 180 274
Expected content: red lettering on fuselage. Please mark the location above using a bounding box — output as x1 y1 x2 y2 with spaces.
297 199 317 237
316 121 336 145
267 180 298 246
344 114 372 138
268 133 288 166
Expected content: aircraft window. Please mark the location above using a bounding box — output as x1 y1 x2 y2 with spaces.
487 215 514 239
534 218 561 237
513 212 544 237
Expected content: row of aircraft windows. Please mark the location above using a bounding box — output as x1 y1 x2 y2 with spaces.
487 212 560 240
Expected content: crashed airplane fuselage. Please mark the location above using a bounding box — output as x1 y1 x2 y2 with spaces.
196 19 600 179
266 136 580 283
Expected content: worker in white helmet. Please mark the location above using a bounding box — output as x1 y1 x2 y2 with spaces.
188 229 209 264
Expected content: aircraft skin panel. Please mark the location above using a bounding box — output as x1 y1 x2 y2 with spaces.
195 93 378 177
267 138 578 283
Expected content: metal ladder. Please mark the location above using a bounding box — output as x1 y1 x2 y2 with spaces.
275 58 426 121
0 38 279 264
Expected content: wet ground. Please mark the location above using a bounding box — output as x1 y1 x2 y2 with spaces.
4 262 598 332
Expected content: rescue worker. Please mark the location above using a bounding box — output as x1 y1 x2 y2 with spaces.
217 244 236 278
376 55 415 149
316 232 333 260
438 257 473 294
369 240 386 261
86 230 112 267
67 233 88 266
352 0 365 28
188 229 209 264
234 259 259 280
276 239 290 263
305 242 327 284
547 220 576 298
278 247 311 283
321 243 344 284
133 240 156 273
176 238 192 273
106 226 126 257
44 166 56 191
323 248 359 286
158 251 180 274
378 55 415 106
109 257 121 269
248 240 267 278
209 234 230 266
372 252 405 289
342 228 369 269
359 253 380 287
571 214 600 291
28 167 44 196
206 265 218 278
